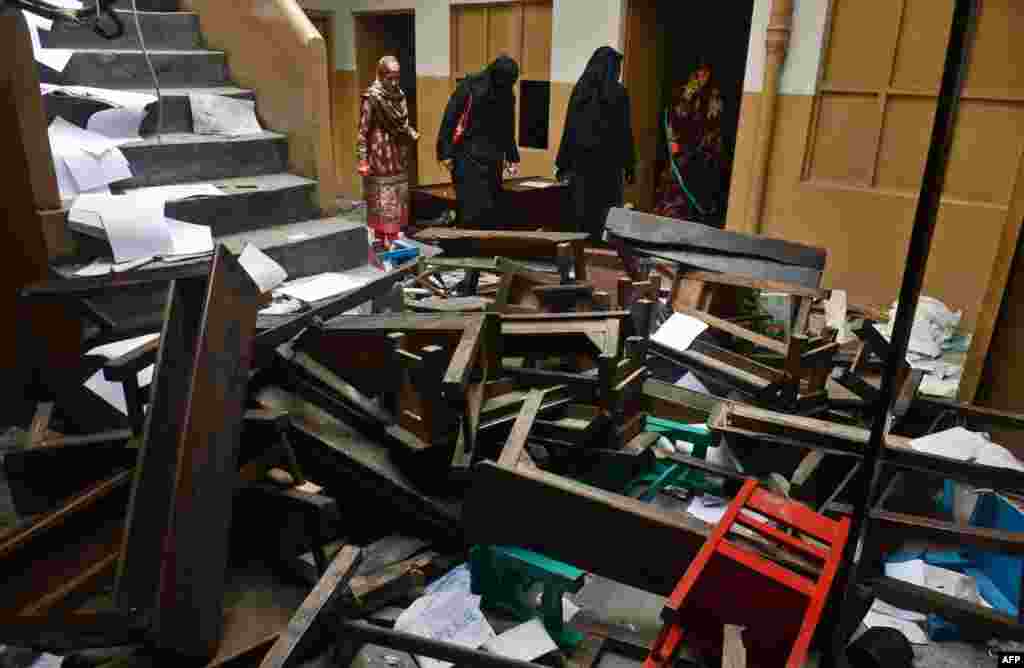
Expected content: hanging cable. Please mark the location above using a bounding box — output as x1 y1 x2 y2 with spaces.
129 0 163 144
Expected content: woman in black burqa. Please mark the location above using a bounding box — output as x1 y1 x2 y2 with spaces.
556 46 636 243
437 55 521 229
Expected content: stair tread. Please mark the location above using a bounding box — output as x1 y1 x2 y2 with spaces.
120 130 287 147
53 48 223 55
66 172 319 229
218 217 365 248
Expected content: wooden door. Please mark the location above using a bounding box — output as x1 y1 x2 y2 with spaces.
622 0 662 212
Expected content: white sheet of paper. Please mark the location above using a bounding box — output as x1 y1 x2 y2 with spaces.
675 371 710 394
277 273 366 303
189 93 262 136
86 107 146 143
975 441 1024 472
54 154 79 198
44 85 157 109
483 619 557 662
825 289 853 344
516 180 556 189
871 599 927 622
862 611 929 645
239 244 288 293
166 218 214 256
58 145 132 192
25 11 74 73
652 313 709 353
885 559 926 587
49 116 123 157
424 563 472 597
687 494 728 525
83 334 159 415
910 426 987 461
71 193 173 262
563 595 581 623
29 653 65 668
88 334 160 360
394 590 495 668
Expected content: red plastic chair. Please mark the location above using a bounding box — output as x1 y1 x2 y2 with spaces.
645 479 851 668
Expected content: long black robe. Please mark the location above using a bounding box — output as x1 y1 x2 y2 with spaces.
437 57 520 229
556 47 636 243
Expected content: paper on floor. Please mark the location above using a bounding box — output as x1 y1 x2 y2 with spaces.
86 107 146 143
687 494 728 525
910 426 988 461
675 371 711 395
276 272 368 303
516 180 557 189
871 599 926 622
424 563 472 597
61 145 132 192
652 313 709 353
88 334 160 360
862 610 929 645
238 244 288 293
482 619 557 662
190 93 263 136
393 589 495 668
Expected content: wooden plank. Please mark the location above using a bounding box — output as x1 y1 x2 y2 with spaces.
443 313 486 393
0 611 147 653
258 546 362 668
465 461 710 596
676 306 788 355
605 208 827 269
869 577 1024 639
629 246 824 289
872 510 1024 555
680 270 829 300
497 389 545 467
116 247 263 659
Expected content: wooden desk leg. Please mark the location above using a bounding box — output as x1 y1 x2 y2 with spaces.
574 242 588 283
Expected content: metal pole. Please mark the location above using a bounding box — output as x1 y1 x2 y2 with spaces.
831 0 978 656
336 620 542 668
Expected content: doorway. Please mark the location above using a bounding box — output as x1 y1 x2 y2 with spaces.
354 11 418 186
622 0 755 223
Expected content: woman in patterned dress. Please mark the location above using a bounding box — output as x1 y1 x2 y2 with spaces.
358 56 420 248
653 64 729 227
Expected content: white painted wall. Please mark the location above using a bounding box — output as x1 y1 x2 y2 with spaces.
743 0 831 95
298 0 624 81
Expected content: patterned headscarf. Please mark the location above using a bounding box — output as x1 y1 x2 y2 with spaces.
363 56 413 135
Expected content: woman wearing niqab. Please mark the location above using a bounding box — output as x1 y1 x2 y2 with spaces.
437 55 521 229
556 46 636 243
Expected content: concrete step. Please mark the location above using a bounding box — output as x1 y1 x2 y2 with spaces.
132 174 320 235
73 216 369 338
41 10 202 50
39 49 229 88
44 86 255 134
117 131 289 188
219 217 369 280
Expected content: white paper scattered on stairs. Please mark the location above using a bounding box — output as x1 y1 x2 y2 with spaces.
23 11 73 72
42 84 158 110
49 118 133 194
86 107 147 143
70 192 173 262
238 244 288 293
190 93 263 136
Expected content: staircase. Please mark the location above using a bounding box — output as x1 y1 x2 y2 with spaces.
39 0 366 340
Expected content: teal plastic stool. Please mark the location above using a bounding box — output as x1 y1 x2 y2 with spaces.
626 417 721 500
470 545 585 650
